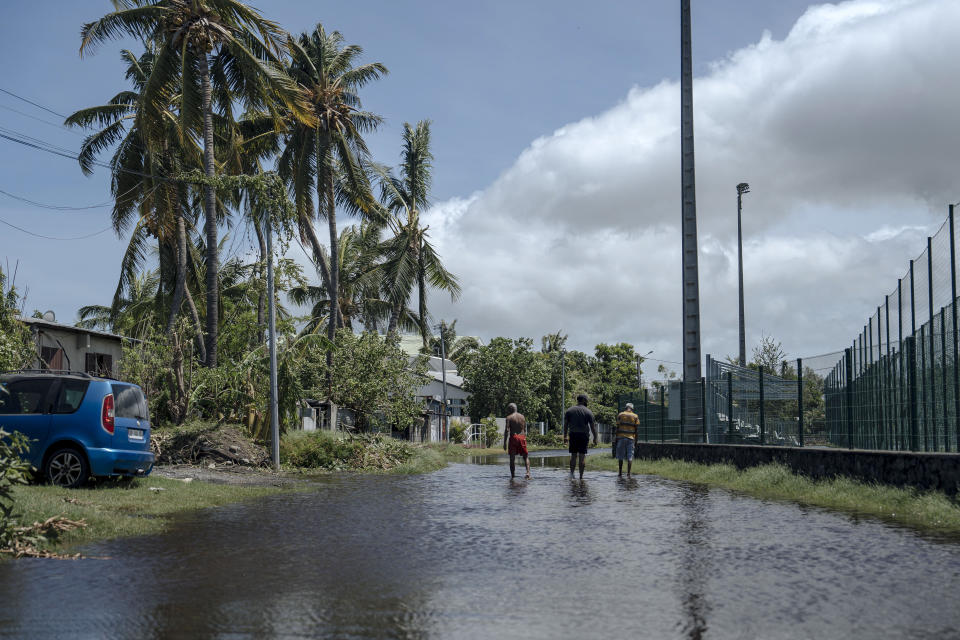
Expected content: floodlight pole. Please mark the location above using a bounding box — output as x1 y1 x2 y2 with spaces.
266 211 280 471
680 0 703 433
737 182 750 367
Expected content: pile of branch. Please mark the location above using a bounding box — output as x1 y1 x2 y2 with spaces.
0 516 87 559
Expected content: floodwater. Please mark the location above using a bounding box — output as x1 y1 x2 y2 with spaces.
2 452 960 639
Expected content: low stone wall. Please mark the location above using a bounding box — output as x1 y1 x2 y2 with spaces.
635 442 960 496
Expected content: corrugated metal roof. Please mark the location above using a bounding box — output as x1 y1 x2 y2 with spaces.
19 317 124 342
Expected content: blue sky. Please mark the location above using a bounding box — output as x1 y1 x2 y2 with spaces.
1 1 955 366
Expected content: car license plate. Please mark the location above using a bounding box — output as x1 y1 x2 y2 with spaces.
128 428 144 440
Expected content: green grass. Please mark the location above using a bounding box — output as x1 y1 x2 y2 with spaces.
6 477 290 556
588 456 960 534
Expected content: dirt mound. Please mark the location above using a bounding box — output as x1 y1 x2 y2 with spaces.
152 423 270 467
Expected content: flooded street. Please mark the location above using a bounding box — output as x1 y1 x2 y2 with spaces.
2 451 960 639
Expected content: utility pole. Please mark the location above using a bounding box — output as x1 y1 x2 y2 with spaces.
266 211 280 471
561 350 566 413
737 182 750 367
680 0 703 428
439 321 448 442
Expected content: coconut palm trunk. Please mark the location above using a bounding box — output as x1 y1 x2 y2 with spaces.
200 52 219 368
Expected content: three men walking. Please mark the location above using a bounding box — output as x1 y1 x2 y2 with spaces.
614 402 640 477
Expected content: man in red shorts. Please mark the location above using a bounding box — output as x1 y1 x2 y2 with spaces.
503 402 531 479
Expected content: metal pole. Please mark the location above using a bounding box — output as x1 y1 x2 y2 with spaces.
758 365 765 445
907 336 918 451
886 295 892 449
700 376 707 443
737 183 749 367
643 388 649 441
845 348 854 448
266 212 280 471
951 204 960 452
561 350 566 414
727 370 734 442
921 325 929 451
928 237 935 452
898 278 904 449
680 0 703 393
869 316 875 449
942 306 948 452
797 358 804 447
680 381 686 443
660 386 665 443
439 322 448 442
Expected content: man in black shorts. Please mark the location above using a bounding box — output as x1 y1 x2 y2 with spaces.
563 394 597 479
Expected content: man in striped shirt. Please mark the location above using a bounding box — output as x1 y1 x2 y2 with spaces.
615 403 640 478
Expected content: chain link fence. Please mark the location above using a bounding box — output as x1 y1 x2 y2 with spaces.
619 206 960 453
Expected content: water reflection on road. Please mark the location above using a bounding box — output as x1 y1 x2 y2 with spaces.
2 450 960 639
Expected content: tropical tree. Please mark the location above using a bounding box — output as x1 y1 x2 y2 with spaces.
78 270 162 339
380 120 460 346
289 224 411 335
277 23 386 355
460 337 550 421
423 320 478 368
65 47 207 360
80 0 307 367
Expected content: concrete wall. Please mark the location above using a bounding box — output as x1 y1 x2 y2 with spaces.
635 442 960 496
33 326 122 377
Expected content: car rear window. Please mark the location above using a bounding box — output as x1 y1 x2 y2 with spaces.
53 379 91 414
0 379 55 415
111 384 148 420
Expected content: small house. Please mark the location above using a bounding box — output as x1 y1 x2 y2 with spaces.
19 316 124 377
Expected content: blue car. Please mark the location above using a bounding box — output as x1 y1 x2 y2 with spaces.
0 371 154 487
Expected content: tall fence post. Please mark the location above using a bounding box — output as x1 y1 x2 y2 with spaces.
643 388 649 442
758 365 765 445
797 358 804 447
951 204 960 453
885 294 892 450
928 236 935 452
845 348 854 448
942 306 948 452
921 325 929 452
907 336 918 451
700 377 707 443
680 381 686 443
660 387 665 443
727 371 734 442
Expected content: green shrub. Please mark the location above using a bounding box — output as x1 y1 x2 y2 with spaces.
280 431 415 471
481 416 500 447
450 423 467 444
0 429 33 551
529 431 564 447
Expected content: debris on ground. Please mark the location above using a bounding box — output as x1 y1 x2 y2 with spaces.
151 423 269 467
0 516 87 559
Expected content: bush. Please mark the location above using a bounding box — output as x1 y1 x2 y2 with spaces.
450 423 467 444
280 431 415 471
481 416 500 447
529 431 564 448
0 429 32 551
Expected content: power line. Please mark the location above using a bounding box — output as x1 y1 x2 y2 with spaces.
0 103 84 137
0 214 112 241
0 87 67 119
0 188 113 211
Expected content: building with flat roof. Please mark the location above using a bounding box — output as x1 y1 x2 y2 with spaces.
18 316 124 377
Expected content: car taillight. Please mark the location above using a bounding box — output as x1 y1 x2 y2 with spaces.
102 394 115 434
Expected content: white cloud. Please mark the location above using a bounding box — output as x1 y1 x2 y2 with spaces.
422 0 957 365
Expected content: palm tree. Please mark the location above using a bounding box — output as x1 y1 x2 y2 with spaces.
66 46 207 361
80 0 307 367
423 320 478 368
289 224 412 335
277 24 387 353
78 270 161 339
380 121 460 346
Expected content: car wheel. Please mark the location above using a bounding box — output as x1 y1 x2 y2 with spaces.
45 447 90 488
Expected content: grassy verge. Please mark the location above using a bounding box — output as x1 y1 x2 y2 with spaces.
588 456 960 534
6 477 291 557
